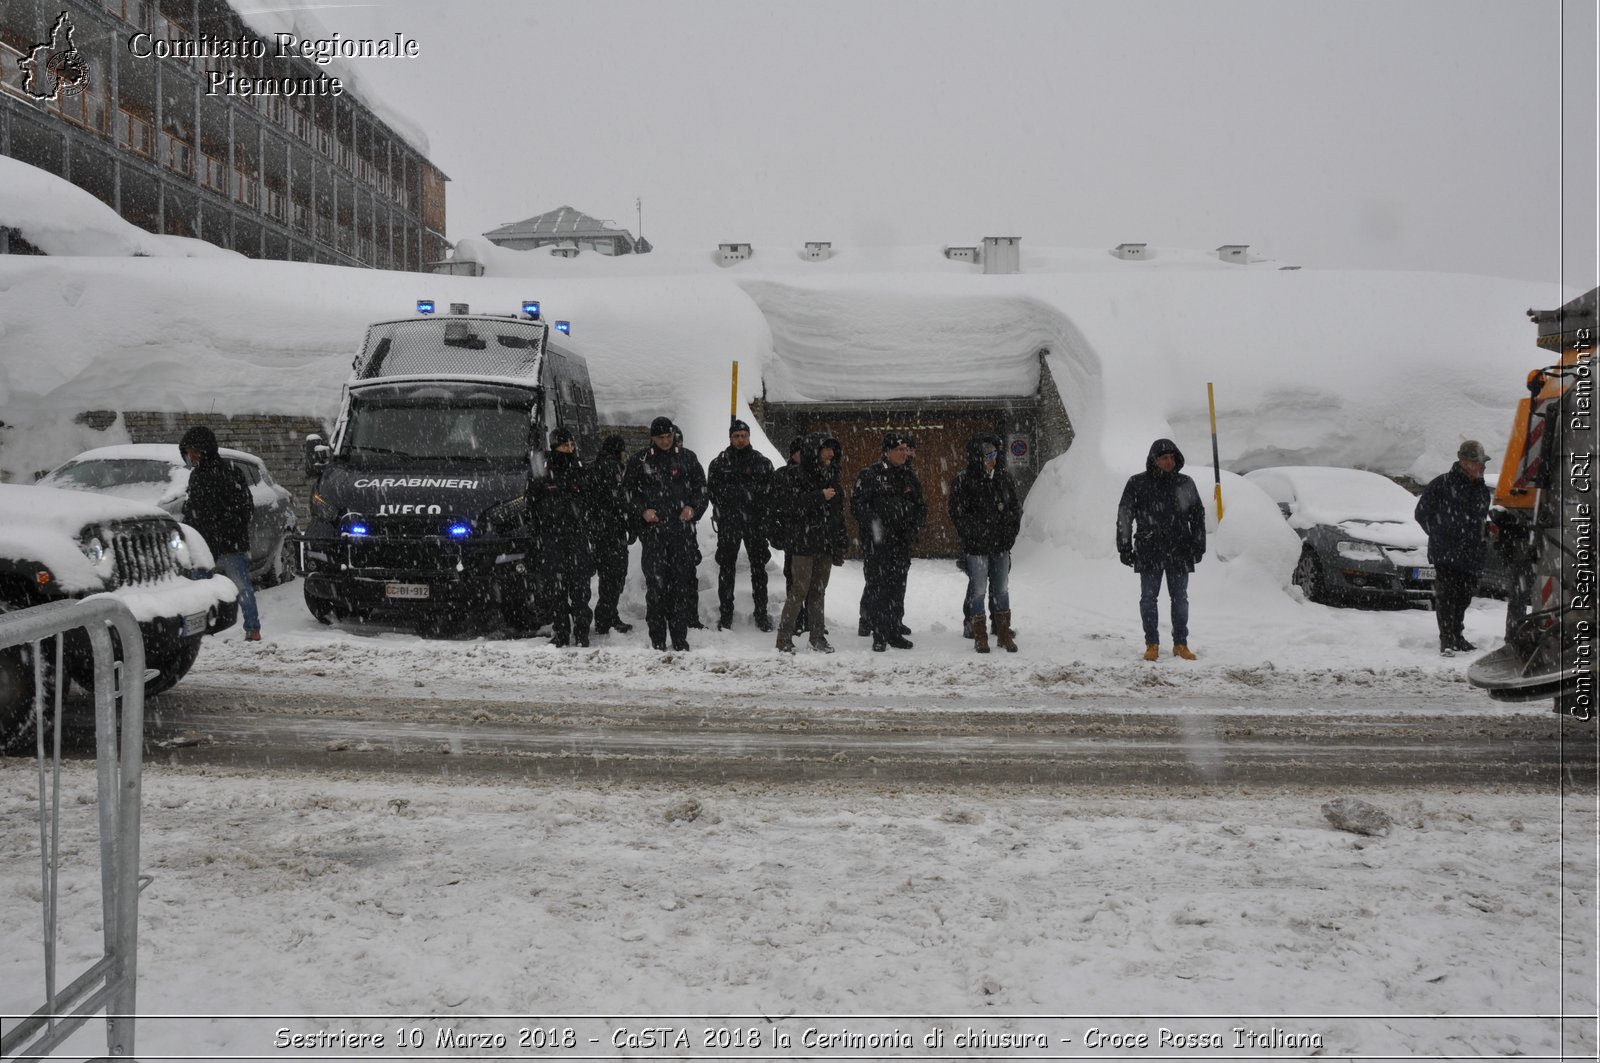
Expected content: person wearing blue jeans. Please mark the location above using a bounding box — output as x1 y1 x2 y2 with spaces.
949 432 1022 653
179 425 261 641
1138 564 1188 652
215 549 260 635
1116 438 1206 661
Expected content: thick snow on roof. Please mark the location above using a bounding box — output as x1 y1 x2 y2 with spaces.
231 0 432 159
0 157 246 260
483 205 633 241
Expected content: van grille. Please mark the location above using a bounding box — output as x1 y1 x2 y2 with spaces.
108 521 180 587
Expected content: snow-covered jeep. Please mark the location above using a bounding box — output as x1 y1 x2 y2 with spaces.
0 483 239 749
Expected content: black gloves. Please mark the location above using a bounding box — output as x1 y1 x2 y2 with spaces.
1119 549 1136 568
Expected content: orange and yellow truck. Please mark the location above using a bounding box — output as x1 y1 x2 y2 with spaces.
1468 286 1597 719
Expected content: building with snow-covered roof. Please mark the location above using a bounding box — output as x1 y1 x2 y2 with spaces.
1114 242 1148 260
483 207 644 256
1217 244 1250 264
0 0 448 269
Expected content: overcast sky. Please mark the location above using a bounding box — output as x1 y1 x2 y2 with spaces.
319 0 1595 288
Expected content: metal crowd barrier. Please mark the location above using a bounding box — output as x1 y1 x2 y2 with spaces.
0 599 146 1061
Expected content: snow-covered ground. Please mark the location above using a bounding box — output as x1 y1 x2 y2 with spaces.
193 555 1510 713
3 762 1594 1060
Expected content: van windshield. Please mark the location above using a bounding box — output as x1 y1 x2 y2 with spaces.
342 387 535 464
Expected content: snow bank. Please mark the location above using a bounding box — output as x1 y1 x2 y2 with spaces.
0 157 243 260
0 157 1577 621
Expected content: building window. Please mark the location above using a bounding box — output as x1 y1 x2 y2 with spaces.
117 110 154 157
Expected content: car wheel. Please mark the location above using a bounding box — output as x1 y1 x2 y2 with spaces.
1294 548 1330 604
303 582 340 625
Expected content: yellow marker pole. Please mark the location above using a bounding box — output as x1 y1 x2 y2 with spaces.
1207 382 1224 521
730 360 739 424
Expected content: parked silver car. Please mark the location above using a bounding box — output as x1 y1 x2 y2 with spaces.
38 443 298 584
1245 466 1434 607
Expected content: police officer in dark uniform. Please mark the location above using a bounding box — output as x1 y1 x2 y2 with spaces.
707 418 775 631
528 426 593 647
851 432 927 652
624 416 709 651
587 435 634 635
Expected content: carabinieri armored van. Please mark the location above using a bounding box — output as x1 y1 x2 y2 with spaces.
299 301 599 633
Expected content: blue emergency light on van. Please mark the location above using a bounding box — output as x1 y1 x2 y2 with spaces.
555 320 571 334
522 300 541 320
416 299 435 314
446 522 471 538
344 518 370 536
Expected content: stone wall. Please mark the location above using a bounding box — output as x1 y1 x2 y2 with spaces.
120 411 332 523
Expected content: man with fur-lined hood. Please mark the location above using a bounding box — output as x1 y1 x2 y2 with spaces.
948 432 1022 653
1115 438 1206 661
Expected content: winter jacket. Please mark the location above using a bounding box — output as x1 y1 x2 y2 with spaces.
623 443 709 539
528 449 593 573
851 455 927 548
586 455 634 545
179 426 252 556
768 434 847 558
1115 438 1206 572
948 433 1022 556
1414 462 1492 572
707 444 774 536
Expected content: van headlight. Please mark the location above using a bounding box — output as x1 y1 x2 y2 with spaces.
79 534 106 564
168 528 185 552
1335 539 1385 561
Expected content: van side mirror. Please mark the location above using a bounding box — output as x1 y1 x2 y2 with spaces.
304 433 330 476
528 448 546 480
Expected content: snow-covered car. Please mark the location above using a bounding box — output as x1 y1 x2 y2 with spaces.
0 484 239 750
1244 466 1434 607
38 443 298 584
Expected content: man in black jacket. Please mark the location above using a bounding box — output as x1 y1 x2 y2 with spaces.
1116 438 1206 661
707 418 774 631
529 427 593 647
1415 440 1493 656
949 432 1022 653
624 416 709 651
179 425 259 640
588 435 635 635
852 433 926 651
770 433 846 654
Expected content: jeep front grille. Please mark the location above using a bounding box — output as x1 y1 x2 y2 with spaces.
109 522 179 587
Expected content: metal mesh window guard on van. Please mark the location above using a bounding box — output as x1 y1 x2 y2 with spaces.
354 318 548 379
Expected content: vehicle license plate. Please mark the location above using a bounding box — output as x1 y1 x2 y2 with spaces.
181 610 207 636
1412 567 1435 581
385 582 430 599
